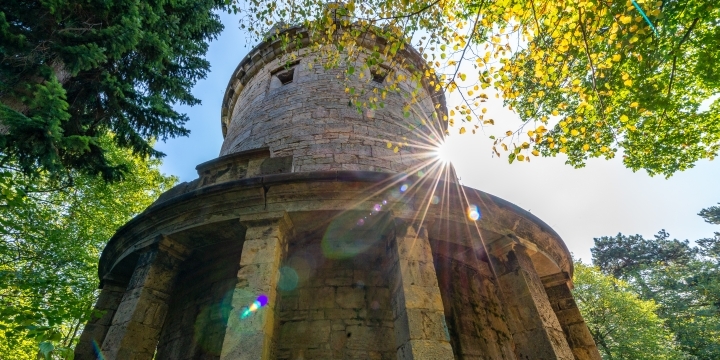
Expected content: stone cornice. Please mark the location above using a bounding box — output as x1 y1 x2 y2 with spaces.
99 170 572 286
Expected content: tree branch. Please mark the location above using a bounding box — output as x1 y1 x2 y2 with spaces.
666 17 699 98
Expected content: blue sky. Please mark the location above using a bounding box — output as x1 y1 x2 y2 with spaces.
157 12 720 262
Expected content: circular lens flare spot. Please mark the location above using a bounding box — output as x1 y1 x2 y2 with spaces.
278 267 299 291
467 205 481 221
400 184 408 192
240 294 269 319
92 340 106 360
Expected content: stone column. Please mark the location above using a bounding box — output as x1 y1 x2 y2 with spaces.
220 212 293 360
487 236 574 360
74 276 127 360
388 219 454 360
100 237 188 360
542 272 602 360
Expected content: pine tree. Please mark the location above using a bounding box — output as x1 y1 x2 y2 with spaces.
0 0 224 181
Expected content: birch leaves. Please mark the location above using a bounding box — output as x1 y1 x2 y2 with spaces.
230 0 719 176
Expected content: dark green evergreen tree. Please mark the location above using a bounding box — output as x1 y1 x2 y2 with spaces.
0 0 224 181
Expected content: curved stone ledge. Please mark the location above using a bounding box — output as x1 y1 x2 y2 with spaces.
100 170 572 288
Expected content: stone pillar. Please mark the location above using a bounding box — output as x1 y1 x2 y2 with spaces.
388 219 454 360
488 237 574 360
100 237 188 360
542 272 602 360
220 212 293 360
74 276 127 359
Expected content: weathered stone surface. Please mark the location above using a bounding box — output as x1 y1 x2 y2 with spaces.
389 221 454 359
489 238 575 360
100 239 186 360
220 43 442 174
434 247 516 360
542 274 602 360
220 213 293 360
275 233 396 360
75 282 127 360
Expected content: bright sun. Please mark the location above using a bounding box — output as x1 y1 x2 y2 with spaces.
435 140 453 164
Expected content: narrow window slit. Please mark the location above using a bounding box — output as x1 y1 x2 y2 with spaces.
371 65 391 84
276 69 294 85
271 61 300 86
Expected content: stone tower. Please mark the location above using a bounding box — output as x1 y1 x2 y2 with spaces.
75 22 601 360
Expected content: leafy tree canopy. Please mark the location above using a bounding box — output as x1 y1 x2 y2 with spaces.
591 206 720 359
0 137 176 359
230 0 719 176
0 0 223 181
572 262 683 359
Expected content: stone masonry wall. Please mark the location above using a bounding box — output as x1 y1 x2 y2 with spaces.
220 50 440 173
275 236 396 359
434 254 515 360
155 241 244 359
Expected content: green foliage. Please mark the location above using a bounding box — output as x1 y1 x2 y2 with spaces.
227 0 720 176
509 0 720 177
591 230 696 278
591 208 720 359
699 203 720 226
573 263 682 359
0 137 176 359
0 0 224 181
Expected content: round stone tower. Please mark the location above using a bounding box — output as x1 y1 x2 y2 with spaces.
219 26 446 174
75 24 601 360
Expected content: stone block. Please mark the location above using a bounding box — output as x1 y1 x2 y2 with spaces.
544 283 573 301
336 286 366 309
401 285 444 311
512 327 574 360
396 339 454 360
239 238 282 266
396 239 433 263
558 297 578 311
331 330 349 351
220 331 269 360
298 287 335 309
398 260 439 288
325 308 357 320
366 287 391 308
555 308 585 327
277 320 332 347
235 263 280 296
567 323 598 348
346 325 394 352
325 275 354 286
244 225 282 242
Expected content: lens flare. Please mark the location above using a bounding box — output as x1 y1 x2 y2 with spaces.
240 294 268 319
322 211 381 259
278 266 299 291
435 141 452 163
467 205 481 221
400 184 409 192
92 340 105 360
